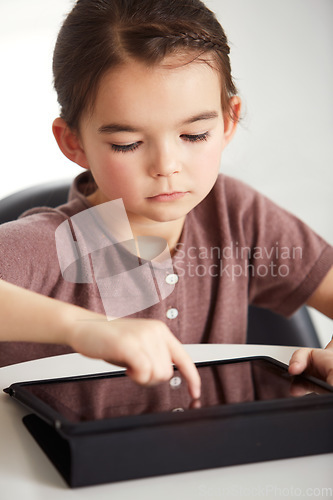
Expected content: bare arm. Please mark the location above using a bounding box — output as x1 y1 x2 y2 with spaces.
305 266 333 319
0 279 201 399
289 266 333 384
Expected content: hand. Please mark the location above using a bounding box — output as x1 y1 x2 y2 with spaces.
69 317 201 399
0 280 200 399
288 338 333 385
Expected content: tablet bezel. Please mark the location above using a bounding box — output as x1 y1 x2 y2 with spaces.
4 355 333 438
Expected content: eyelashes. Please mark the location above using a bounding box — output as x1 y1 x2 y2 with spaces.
181 132 209 143
111 142 141 153
111 132 210 154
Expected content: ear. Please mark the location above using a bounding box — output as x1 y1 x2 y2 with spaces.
222 96 242 147
52 117 89 169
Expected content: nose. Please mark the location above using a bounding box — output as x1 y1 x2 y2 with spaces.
148 142 182 178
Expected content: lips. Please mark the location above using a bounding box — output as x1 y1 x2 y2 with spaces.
147 191 188 202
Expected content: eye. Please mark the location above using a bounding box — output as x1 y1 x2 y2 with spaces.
111 142 141 153
181 132 210 143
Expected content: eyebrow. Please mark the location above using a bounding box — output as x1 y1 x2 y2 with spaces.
181 111 219 126
97 111 219 134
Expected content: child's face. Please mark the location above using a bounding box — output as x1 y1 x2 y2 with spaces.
75 56 238 227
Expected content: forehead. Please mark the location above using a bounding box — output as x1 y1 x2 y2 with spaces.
85 56 223 129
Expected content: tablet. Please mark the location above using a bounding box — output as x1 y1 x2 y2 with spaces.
4 356 333 487
4 355 333 430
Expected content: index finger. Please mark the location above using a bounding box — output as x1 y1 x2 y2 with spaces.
167 336 201 400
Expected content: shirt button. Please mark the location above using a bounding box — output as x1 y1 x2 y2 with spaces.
165 273 179 285
166 307 178 320
170 376 182 388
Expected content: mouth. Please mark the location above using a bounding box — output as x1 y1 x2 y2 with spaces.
146 191 189 202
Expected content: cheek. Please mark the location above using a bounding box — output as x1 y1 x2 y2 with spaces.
93 151 127 182
95 155 142 199
193 142 222 180
206 143 222 169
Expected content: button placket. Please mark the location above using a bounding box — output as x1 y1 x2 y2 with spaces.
165 267 180 322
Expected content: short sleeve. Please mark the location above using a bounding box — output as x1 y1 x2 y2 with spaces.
222 176 333 317
0 209 66 292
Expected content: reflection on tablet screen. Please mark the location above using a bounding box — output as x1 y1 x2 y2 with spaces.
23 359 331 423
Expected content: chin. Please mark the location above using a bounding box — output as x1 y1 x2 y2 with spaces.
151 209 190 224
154 214 183 223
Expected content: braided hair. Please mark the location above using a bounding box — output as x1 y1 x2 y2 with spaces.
53 0 237 130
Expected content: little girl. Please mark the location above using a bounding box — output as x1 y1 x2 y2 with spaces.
1 0 332 398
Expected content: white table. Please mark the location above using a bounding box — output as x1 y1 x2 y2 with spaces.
0 344 332 499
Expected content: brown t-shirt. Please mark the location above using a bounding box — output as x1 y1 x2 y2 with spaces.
0 172 332 366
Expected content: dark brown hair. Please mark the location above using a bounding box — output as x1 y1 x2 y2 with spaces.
53 0 237 131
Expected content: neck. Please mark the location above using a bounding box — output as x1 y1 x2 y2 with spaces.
87 191 185 254
130 217 185 256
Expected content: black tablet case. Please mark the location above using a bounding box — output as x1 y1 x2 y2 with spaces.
23 400 333 488
5 357 333 488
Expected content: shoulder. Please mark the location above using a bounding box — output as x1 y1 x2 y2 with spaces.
193 174 264 231
0 196 89 284
210 174 263 211
206 174 303 230
0 198 85 241
191 173 331 250
0 171 94 244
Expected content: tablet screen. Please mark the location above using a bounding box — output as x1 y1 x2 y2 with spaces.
20 358 332 423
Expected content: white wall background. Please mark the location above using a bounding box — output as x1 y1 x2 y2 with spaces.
0 0 332 344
